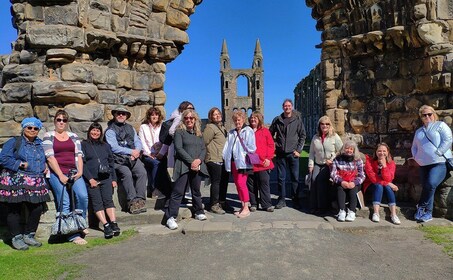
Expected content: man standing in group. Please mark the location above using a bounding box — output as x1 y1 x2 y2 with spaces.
270 99 306 209
105 106 147 214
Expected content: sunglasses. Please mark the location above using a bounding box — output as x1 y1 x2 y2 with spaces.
422 113 433 117
184 116 195 121
56 118 68 123
320 123 330 126
26 127 39 131
116 112 128 116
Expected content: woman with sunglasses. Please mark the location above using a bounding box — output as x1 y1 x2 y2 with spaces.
307 116 343 215
0 117 51 250
411 105 453 222
43 110 88 245
164 109 208 230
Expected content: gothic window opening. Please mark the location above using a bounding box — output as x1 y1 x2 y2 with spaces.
237 75 249 97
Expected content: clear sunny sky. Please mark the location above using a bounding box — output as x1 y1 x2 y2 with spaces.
0 0 321 123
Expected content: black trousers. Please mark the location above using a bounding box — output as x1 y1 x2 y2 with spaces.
246 170 272 209
206 161 229 205
309 164 332 210
336 184 358 212
165 171 204 219
7 202 43 237
86 178 115 213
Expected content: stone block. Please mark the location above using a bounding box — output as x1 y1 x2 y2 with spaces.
430 55 444 73
92 66 109 85
0 121 22 138
163 26 189 44
64 103 105 122
153 90 166 106
152 62 166 73
111 15 127 33
32 81 97 104
13 104 33 122
2 63 44 83
0 104 14 122
68 122 92 139
119 90 150 106
149 73 165 90
166 7 190 30
417 22 446 45
325 89 340 109
88 10 111 31
1 83 32 103
34 106 49 122
46 48 77 63
26 25 84 49
153 0 168 12
61 64 93 83
133 72 150 90
24 3 43 21
383 79 415 96
437 0 453 19
44 4 78 26
97 90 118 104
109 69 132 89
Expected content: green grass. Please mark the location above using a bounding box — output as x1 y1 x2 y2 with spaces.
0 229 137 280
419 225 453 258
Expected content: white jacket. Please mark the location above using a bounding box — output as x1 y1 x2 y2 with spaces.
223 126 256 172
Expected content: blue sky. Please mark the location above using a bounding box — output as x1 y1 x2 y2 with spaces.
0 1 321 123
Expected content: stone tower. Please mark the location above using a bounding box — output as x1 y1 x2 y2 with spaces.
220 39 264 130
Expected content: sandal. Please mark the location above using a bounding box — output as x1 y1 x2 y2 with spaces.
237 211 250 218
72 237 87 245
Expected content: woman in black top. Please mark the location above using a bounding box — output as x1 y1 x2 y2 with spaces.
81 122 120 239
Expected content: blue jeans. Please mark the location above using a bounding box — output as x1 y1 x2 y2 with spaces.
418 163 446 212
142 156 161 190
49 173 88 218
372 183 396 206
276 153 300 199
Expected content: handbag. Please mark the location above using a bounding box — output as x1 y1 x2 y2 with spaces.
91 144 110 175
50 171 87 236
236 131 261 165
423 130 453 172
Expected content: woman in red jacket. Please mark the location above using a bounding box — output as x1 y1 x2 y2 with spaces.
246 111 275 212
363 143 400 224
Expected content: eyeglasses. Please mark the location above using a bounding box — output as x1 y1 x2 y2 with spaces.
184 116 195 121
26 127 39 131
422 113 433 117
320 123 330 126
116 112 128 116
56 118 68 123
187 106 194 110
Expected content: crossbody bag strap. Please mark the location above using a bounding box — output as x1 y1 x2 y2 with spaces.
236 130 250 153
423 130 448 161
91 143 102 164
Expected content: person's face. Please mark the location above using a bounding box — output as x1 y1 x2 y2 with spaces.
283 101 293 114
376 145 388 159
320 121 330 134
54 115 68 131
249 116 259 128
344 146 354 156
114 112 128 123
184 113 195 129
24 126 39 139
234 116 244 130
420 109 435 125
211 110 222 123
149 113 159 125
90 128 101 141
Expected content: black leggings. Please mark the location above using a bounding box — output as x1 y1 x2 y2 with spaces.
7 202 44 237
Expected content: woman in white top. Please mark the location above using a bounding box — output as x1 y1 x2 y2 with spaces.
308 116 343 215
139 107 169 198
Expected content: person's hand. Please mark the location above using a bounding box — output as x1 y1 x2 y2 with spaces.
378 158 386 168
341 181 349 189
73 171 83 181
131 149 141 159
263 159 270 167
191 159 201 171
59 174 69 185
89 179 99 188
293 151 300 158
388 182 399 191
308 167 313 174
156 153 163 160
325 159 333 166
112 181 118 188
348 182 356 189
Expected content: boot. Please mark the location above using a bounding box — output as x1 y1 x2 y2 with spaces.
103 223 114 239
23 233 42 247
210 203 225 215
12 234 29 250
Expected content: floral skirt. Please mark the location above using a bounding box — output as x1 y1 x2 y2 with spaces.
0 169 51 204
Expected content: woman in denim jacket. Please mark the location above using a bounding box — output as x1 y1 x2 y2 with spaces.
223 111 256 218
411 105 453 222
0 117 50 250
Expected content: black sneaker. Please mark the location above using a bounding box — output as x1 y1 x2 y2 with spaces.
275 198 286 209
103 224 114 239
110 222 121 236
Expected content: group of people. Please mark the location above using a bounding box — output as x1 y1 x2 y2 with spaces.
0 100 451 249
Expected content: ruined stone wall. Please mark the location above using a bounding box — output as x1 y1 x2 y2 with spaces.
0 0 202 144
304 0 453 218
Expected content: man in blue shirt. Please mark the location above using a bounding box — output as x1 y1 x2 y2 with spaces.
105 106 147 214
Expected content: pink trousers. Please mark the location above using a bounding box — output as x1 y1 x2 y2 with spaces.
231 162 249 203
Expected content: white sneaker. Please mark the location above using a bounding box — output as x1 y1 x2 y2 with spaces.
345 210 356 222
195 214 207 221
166 217 178 230
371 213 380 223
337 209 346 222
391 215 401 225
